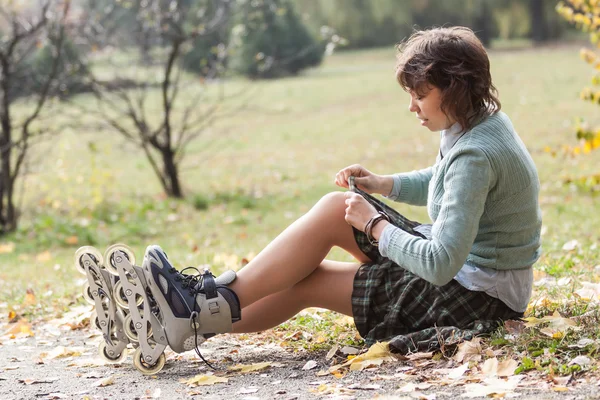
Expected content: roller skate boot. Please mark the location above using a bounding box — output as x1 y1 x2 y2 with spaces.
137 245 241 371
74 245 132 363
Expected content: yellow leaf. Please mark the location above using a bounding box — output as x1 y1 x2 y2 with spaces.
36 251 52 262
228 362 272 373
24 289 36 306
65 236 79 245
4 320 34 337
43 345 83 360
342 342 395 371
183 374 228 387
0 242 15 254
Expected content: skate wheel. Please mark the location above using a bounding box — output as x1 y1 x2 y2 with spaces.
113 280 144 310
123 313 139 342
133 348 166 375
113 280 129 309
123 313 153 343
104 244 136 276
98 342 127 363
82 282 95 305
75 246 104 275
90 310 101 331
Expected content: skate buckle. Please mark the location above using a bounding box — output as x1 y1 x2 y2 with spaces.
208 301 220 315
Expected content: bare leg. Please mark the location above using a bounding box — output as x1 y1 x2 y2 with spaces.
232 260 360 333
229 192 370 309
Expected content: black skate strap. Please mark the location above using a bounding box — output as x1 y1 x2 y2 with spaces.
202 271 218 299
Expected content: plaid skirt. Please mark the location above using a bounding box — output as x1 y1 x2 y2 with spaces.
350 187 523 354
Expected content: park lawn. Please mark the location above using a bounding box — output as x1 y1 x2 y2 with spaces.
1 44 599 363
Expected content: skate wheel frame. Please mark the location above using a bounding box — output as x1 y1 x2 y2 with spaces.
133 348 166 375
104 244 136 276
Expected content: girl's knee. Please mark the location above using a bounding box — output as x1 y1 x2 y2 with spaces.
315 192 346 215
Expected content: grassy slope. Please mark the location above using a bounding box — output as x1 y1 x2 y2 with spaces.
1 45 599 323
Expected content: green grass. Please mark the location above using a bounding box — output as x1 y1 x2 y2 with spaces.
1 44 599 339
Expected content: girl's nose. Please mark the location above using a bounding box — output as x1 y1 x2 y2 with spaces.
408 97 419 113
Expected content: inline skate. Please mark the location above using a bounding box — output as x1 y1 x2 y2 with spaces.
75 244 241 375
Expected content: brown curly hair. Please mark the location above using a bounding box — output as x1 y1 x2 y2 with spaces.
395 26 501 131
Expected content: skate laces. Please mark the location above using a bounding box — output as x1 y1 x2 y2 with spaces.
170 266 204 294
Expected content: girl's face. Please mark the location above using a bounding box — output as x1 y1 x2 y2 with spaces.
408 85 456 131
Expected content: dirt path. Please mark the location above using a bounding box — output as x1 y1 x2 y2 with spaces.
2 322 600 400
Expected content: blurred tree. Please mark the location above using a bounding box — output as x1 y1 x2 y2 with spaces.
530 0 548 43
556 1 600 191
0 0 72 235
74 0 234 199
229 0 324 78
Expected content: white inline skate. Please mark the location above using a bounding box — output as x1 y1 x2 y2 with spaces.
75 244 241 375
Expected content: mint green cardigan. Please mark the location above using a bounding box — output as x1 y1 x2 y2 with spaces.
387 111 542 286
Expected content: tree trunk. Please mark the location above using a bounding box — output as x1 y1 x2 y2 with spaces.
161 147 183 198
0 66 16 235
474 0 492 48
530 0 547 45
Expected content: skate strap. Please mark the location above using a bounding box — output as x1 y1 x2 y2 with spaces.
202 271 218 299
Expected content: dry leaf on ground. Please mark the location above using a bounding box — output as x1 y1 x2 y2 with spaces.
183 374 229 387
92 376 115 387
341 342 396 371
228 361 272 373
453 337 483 363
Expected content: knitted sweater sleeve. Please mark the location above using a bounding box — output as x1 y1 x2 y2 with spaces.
385 146 493 286
389 167 433 205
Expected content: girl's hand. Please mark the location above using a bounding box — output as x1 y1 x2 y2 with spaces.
335 164 383 194
343 191 378 231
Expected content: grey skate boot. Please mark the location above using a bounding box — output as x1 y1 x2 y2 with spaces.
139 245 241 370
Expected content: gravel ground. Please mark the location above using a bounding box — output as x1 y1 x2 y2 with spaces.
1 327 600 400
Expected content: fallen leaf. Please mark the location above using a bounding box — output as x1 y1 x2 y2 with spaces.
302 360 318 370
497 359 518 377
562 239 579 251
462 376 522 398
504 320 525 335
3 320 34 337
568 355 592 367
340 346 360 355
183 374 228 387
326 345 339 360
65 236 79 245
448 362 470 380
24 289 36 307
228 362 272 373
36 251 52 262
0 242 15 254
19 377 59 385
42 346 84 360
407 352 434 361
523 311 579 336
92 376 115 387
238 386 259 394
342 342 396 371
453 338 482 363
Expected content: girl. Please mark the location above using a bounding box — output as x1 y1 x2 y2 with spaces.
87 26 542 373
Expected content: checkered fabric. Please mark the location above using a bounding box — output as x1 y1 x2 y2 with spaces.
350 188 522 354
